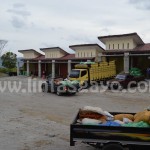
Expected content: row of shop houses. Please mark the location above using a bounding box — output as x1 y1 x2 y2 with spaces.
18 32 150 79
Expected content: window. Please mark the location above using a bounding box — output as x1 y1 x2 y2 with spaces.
84 52 85 57
81 70 87 77
78 52 79 57
113 44 114 49
122 43 124 49
91 52 92 57
109 44 110 49
127 43 129 49
118 44 119 49
81 52 82 57
69 70 80 78
115 74 126 80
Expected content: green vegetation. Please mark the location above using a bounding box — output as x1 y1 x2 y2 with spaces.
0 67 17 73
1 52 17 69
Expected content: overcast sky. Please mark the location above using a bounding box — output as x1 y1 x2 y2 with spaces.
1 0 150 57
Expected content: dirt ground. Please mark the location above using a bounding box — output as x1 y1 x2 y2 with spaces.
0 76 150 150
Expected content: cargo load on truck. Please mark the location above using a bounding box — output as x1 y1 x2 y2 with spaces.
69 61 116 86
41 77 80 96
70 106 150 150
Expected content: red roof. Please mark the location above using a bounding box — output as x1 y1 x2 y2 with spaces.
59 54 75 60
133 43 150 51
33 55 45 60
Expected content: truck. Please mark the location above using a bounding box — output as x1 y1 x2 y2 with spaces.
107 72 145 90
69 61 116 87
41 76 80 96
70 110 150 150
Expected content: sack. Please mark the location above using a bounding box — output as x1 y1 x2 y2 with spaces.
114 114 134 121
81 118 102 125
134 110 150 124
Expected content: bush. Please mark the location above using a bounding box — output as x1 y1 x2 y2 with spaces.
0 68 8 73
0 67 17 74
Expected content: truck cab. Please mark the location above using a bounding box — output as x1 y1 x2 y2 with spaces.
69 69 89 86
69 61 116 87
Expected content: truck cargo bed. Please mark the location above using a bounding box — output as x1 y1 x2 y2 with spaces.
70 111 150 149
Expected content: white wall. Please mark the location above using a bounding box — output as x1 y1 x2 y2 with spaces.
74 47 97 58
44 49 66 58
105 37 138 50
23 51 40 59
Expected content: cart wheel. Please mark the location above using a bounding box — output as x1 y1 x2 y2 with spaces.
102 143 123 150
56 91 61 96
42 84 46 92
42 83 48 93
71 92 76 96
119 84 124 90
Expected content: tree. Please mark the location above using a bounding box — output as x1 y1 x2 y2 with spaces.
0 40 8 57
1 52 17 69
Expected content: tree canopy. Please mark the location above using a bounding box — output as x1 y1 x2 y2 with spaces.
1 52 17 69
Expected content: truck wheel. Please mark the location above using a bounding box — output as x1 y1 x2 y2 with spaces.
102 143 123 150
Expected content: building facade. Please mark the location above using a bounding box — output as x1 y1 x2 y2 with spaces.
19 32 150 78
98 33 150 74
19 44 103 78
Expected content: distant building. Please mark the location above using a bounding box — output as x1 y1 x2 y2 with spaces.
19 32 150 78
19 45 104 78
98 32 150 74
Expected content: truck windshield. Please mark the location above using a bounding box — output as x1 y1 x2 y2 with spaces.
69 70 80 78
115 74 126 80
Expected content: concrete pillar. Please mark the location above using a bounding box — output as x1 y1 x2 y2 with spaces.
68 60 71 78
98 53 102 62
27 60 30 76
124 52 129 73
17 61 19 76
38 60 41 78
52 60 55 78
